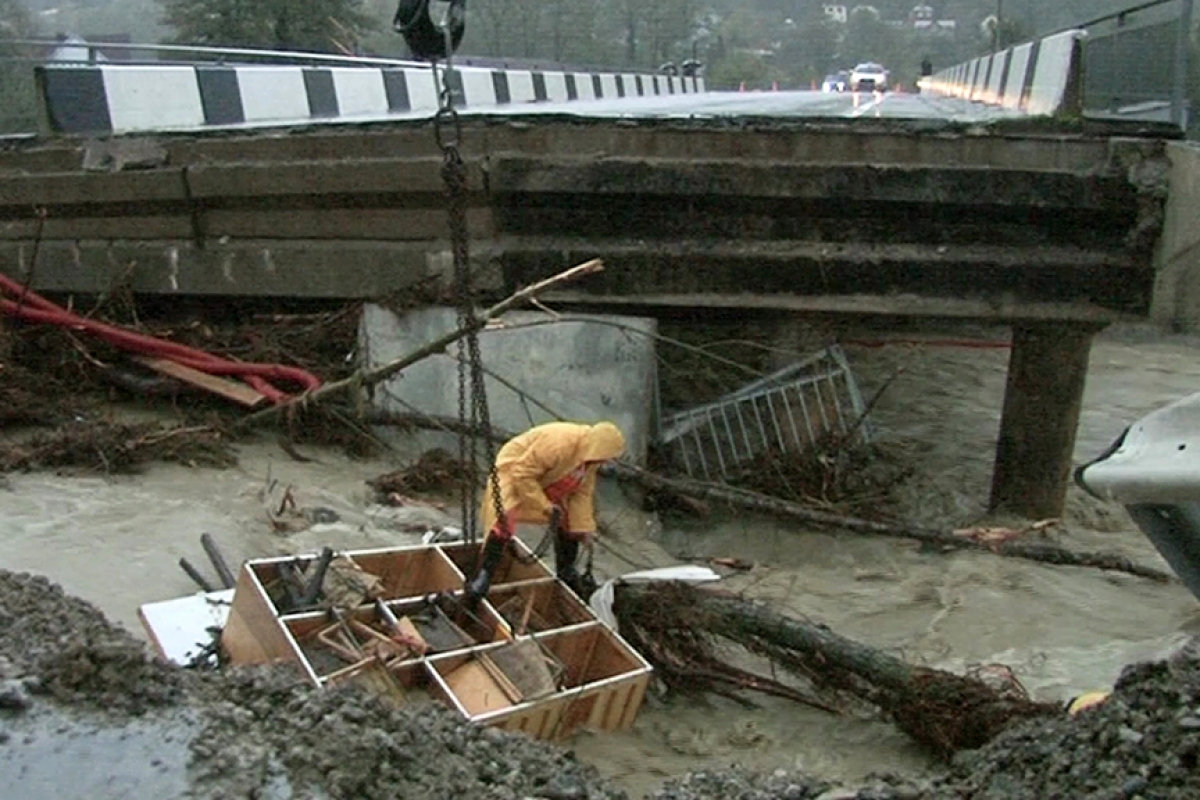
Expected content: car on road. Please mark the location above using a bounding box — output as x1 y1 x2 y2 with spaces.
850 62 888 92
821 71 850 93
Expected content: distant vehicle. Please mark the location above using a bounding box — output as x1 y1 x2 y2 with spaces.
821 71 850 93
850 62 888 92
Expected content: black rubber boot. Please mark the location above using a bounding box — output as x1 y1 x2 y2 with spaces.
466 536 506 607
555 535 583 597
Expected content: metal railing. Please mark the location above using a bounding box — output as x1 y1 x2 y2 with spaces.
1075 0 1194 126
658 346 870 483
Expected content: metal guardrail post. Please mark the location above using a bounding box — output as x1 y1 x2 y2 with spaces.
1173 0 1194 127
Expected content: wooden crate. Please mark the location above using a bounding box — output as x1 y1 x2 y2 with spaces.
219 541 651 742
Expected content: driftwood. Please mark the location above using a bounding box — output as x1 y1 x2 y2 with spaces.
357 412 1171 582
238 259 604 430
616 582 1058 758
616 465 1174 583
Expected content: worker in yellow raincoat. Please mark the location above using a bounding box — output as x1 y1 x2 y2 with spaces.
466 421 626 603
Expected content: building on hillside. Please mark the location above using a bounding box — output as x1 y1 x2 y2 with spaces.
909 4 956 32
823 5 848 24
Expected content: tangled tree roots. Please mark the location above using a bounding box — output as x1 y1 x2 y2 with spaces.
0 421 237 474
890 668 1054 758
615 582 1058 758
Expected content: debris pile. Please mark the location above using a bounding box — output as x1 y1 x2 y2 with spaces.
367 448 468 503
725 442 912 518
0 420 236 474
0 298 368 472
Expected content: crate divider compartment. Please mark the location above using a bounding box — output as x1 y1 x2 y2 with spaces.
242 544 464 615
281 594 511 685
340 545 464 600
223 544 653 741
220 564 321 685
440 539 553 588
487 578 595 636
425 622 651 739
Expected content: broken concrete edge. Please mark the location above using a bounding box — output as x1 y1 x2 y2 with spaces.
0 117 1167 182
0 107 1178 150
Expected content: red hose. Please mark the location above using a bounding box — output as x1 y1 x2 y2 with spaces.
0 275 322 405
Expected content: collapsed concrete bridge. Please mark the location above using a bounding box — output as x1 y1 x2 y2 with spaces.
0 116 1171 521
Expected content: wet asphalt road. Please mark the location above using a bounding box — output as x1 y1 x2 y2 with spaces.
468 88 1018 123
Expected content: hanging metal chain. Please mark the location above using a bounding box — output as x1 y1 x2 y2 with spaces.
434 55 507 548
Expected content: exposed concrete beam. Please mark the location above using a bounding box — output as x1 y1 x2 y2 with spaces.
541 291 1129 325
0 239 502 298
489 157 1133 208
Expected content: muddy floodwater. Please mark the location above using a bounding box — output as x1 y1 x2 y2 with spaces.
3 326 1200 797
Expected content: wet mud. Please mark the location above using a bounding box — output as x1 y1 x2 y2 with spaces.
0 570 625 800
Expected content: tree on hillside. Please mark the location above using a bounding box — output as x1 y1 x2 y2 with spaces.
777 5 839 85
159 0 375 52
839 5 905 70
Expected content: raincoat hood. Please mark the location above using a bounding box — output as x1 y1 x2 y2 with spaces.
581 422 625 462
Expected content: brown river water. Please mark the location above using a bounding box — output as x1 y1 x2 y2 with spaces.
2 326 1199 796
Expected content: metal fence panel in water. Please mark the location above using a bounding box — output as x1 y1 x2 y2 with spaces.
657 345 870 483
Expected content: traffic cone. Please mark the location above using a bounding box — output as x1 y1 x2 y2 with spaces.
739 81 746 92
772 81 778 92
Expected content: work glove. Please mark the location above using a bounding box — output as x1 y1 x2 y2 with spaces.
548 505 564 532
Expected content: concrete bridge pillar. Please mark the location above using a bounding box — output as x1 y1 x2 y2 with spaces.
989 323 1099 520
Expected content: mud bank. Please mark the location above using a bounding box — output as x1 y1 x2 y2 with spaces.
0 570 625 800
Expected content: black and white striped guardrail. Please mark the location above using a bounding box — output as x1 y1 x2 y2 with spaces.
36 62 706 135
919 30 1082 116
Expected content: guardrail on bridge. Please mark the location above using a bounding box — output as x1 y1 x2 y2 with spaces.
919 29 1084 116
920 0 1194 126
23 42 704 136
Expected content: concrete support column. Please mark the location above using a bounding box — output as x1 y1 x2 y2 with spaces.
989 323 1097 519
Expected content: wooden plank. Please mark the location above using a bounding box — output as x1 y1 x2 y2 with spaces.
132 356 268 409
444 660 516 716
221 565 315 683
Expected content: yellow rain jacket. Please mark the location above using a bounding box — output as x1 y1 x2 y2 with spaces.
480 421 626 537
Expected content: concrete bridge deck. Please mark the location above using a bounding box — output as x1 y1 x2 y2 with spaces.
0 110 1172 523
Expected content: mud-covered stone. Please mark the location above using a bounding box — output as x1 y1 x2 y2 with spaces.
0 679 29 712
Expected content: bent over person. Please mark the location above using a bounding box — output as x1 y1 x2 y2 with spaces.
466 421 626 603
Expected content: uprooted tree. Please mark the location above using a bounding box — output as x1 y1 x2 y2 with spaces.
614 582 1059 758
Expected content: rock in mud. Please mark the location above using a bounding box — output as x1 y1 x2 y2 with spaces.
938 648 1200 799
0 572 181 715
0 678 30 712
188 668 626 800
651 767 832 800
